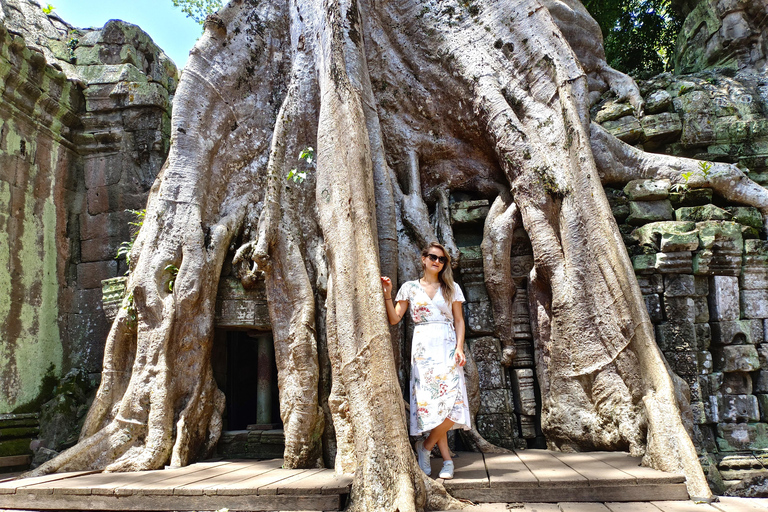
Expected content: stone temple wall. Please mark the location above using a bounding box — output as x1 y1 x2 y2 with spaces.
0 0 176 440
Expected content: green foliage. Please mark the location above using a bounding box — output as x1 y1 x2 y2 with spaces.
122 291 137 326
583 0 682 78
66 37 78 62
116 209 146 273
170 0 222 25
42 4 55 14
164 264 179 292
286 147 315 184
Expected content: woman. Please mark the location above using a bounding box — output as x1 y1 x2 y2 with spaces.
381 242 471 480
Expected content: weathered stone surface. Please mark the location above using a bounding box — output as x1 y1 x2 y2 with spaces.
665 296 696 323
633 221 695 250
719 395 760 423
637 274 664 295
656 251 693 274
722 372 753 396
716 423 768 452
697 323 712 350
694 276 709 297
669 188 713 208
697 221 744 252
645 89 672 114
709 276 741 321
215 278 270 331
741 289 768 319
605 187 629 223
465 301 495 336
603 115 644 143
713 345 760 372
624 179 671 201
642 113 682 143
511 369 536 417
644 294 664 323
451 200 490 225
676 205 732 222
664 350 698 375
595 101 636 124
729 207 763 229
756 371 768 394
664 274 696 297
479 389 512 414
711 320 753 346
633 254 657 274
698 351 714 374
694 296 710 323
759 395 768 423
475 413 521 449
661 231 700 252
518 414 537 440
468 337 505 390
627 200 675 225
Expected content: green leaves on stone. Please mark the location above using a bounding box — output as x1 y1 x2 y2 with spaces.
164 264 179 292
170 0 222 25
116 209 146 274
41 4 55 15
286 147 315 184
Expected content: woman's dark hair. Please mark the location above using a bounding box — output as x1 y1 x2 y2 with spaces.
421 242 455 303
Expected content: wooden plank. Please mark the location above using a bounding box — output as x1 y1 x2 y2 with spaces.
213 467 306 496
173 462 285 496
483 452 539 488
259 468 326 495
605 503 664 511
712 497 768 511
257 468 351 495
127 460 270 496
439 452 489 490
650 501 720 511
0 491 342 511
0 455 31 468
550 451 637 486
514 450 588 487
0 471 99 494
449 483 689 503
559 503 611 511
585 452 685 484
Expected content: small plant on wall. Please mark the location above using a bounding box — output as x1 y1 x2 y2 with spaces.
116 209 146 274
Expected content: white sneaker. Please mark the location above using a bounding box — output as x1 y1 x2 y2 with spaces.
415 440 431 476
439 460 454 479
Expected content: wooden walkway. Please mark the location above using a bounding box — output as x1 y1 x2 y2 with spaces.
0 450 688 511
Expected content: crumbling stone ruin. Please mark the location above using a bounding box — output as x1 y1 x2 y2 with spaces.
0 0 176 466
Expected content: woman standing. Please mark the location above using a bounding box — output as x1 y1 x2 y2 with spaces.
381 242 471 480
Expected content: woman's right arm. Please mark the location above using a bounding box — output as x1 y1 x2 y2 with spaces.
381 276 408 325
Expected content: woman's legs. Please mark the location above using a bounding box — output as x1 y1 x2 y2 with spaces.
424 417 454 461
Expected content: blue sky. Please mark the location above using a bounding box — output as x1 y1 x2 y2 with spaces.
49 0 204 68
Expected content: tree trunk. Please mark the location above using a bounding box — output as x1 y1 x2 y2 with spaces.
29 0 768 507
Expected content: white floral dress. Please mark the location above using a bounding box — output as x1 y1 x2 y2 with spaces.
395 280 471 435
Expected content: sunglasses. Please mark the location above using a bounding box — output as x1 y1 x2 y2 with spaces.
426 254 447 264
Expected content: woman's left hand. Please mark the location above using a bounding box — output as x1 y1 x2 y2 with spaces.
455 347 466 367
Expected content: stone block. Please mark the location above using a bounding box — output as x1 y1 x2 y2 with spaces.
716 423 768 452
709 276 740 321
645 90 672 114
466 301 495 336
696 323 712 350
479 389 512 415
664 296 696 324
79 212 125 241
660 231 700 252
476 414 520 447
729 207 763 229
77 260 118 289
755 370 768 393
704 396 720 424
637 274 664 295
603 116 643 144
519 415 537 439
664 350 698 376
764 319 768 343
86 185 112 215
510 255 534 277
644 294 664 323
719 395 759 423
669 188 713 208
698 351 713 374
605 187 629 223
751 320 765 347
469 337 505 390
624 179 671 201
711 320 753 345
450 200 490 225
759 344 768 368
462 280 489 303
722 372 752 395
676 205 732 222
694 276 709 297
513 339 534 368
643 113 682 145
627 200 674 225
511 369 536 416
740 270 768 291
632 254 657 274
664 275 695 297
632 221 695 249
656 322 696 352
741 289 768 319
596 101 635 123
689 401 707 425
712 345 760 372
80 236 123 263
694 249 743 276
758 395 768 423
694 296 709 323
697 221 743 252
656 251 693 274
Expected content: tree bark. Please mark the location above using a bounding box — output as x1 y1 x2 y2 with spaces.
29 0 768 507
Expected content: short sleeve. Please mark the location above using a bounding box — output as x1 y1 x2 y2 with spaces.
452 283 465 303
394 282 411 302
